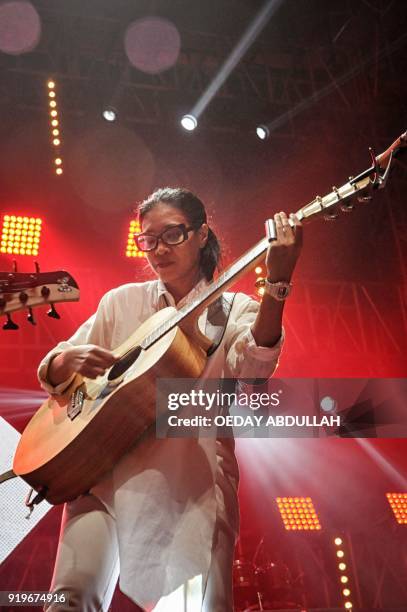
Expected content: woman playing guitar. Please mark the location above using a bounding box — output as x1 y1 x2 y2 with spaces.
37 187 302 611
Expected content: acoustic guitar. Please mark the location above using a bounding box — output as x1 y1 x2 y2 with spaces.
12 132 406 505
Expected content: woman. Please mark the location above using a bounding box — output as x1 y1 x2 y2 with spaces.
38 187 302 611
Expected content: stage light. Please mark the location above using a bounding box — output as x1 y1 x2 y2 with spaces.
343 588 351 596
102 107 117 122
255 266 263 274
344 603 352 609
186 0 282 130
256 125 270 140
334 537 343 545
1 214 43 256
181 114 198 131
320 396 338 413
46 79 64 175
125 219 146 258
255 276 266 298
386 492 407 524
341 576 348 584
336 550 344 558
339 563 346 571
276 496 322 530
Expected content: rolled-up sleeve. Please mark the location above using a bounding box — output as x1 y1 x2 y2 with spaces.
37 290 115 395
224 293 284 380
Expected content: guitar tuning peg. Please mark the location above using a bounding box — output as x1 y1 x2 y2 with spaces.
3 313 19 330
47 303 61 319
27 307 36 326
340 202 355 213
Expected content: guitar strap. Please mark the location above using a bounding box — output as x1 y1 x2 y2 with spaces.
205 293 236 356
161 291 236 356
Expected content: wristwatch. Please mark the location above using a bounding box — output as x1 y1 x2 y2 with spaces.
264 279 293 301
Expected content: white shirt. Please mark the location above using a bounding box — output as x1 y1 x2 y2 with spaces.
38 278 283 609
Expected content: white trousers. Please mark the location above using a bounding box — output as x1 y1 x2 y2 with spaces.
45 493 235 612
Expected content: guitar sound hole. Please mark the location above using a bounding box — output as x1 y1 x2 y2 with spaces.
108 346 142 381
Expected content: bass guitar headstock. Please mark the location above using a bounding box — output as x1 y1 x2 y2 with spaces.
0 262 79 329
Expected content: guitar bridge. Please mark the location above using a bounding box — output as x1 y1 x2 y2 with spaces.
68 385 86 420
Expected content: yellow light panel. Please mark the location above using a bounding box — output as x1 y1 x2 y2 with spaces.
125 219 146 258
276 496 322 531
1 215 43 256
386 493 407 524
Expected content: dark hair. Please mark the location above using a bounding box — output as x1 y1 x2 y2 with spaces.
138 187 221 281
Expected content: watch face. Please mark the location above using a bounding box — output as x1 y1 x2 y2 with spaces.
277 286 288 298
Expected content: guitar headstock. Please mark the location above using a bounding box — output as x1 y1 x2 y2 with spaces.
0 268 79 329
294 130 406 224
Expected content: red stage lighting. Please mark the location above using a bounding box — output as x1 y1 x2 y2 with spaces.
1 215 42 256
126 219 146 259
386 492 407 524
275 496 322 531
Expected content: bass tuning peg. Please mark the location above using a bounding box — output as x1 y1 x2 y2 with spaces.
3 313 19 330
27 307 36 326
47 303 61 319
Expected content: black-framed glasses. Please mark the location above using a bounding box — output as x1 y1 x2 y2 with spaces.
135 223 197 252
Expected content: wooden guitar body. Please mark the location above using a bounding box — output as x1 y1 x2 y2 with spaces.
13 307 207 504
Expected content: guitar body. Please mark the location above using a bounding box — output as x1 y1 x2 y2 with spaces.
13 307 207 504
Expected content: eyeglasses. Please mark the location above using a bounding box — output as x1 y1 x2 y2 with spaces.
135 223 197 252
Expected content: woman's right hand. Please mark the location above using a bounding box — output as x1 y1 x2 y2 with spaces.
48 344 118 385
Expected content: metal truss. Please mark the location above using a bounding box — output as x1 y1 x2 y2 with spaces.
348 520 407 608
0 1 405 133
278 279 406 376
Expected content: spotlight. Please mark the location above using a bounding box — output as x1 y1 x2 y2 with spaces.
320 396 337 413
256 125 270 140
181 114 198 131
102 107 117 122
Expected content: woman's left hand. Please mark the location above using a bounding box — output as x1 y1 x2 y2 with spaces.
265 212 303 282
